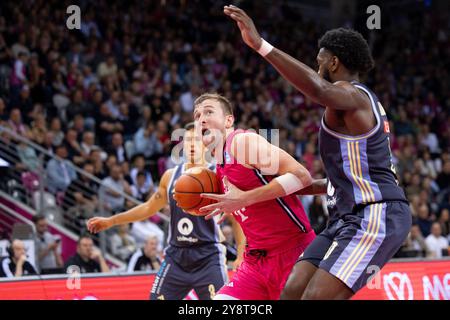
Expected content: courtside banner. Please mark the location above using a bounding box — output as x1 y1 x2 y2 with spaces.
0 260 449 300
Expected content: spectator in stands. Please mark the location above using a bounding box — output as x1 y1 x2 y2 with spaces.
425 222 449 259
9 51 28 99
416 204 433 238
133 122 163 159
63 162 99 231
96 103 123 146
130 171 151 202
0 239 37 277
436 161 450 191
438 208 450 238
33 215 63 273
80 131 102 158
110 224 137 261
48 117 65 146
99 164 130 213
30 114 48 146
7 108 29 138
126 235 161 272
63 127 85 165
130 219 165 253
64 235 110 273
400 224 428 258
46 144 77 193
105 132 127 164
16 141 40 172
130 154 154 195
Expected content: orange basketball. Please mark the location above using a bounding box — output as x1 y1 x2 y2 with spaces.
173 167 220 216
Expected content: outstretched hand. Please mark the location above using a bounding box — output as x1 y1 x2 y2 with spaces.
224 5 262 51
87 217 113 234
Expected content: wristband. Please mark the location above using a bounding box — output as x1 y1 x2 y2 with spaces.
275 172 305 195
257 38 274 57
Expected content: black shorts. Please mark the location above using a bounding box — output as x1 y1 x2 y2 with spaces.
150 244 228 300
298 201 411 292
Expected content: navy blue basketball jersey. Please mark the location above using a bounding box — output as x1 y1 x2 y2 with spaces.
319 81 407 219
166 163 223 248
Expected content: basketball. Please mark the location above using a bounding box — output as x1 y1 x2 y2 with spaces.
173 167 221 216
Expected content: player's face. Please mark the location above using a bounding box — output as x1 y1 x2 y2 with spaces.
183 128 205 164
316 48 333 82
193 99 233 147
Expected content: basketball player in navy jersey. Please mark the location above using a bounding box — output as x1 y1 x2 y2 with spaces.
88 123 245 300
223 5 411 299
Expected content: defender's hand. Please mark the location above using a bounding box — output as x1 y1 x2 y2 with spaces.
224 5 262 51
87 217 113 234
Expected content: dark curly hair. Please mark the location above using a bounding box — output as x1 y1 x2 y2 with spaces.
318 28 375 74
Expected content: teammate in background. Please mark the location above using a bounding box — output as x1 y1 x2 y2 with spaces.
195 93 316 300
223 5 411 299
87 123 245 300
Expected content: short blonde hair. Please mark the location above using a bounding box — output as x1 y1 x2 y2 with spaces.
194 93 234 116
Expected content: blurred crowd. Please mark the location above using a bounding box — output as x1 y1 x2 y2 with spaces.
0 0 449 276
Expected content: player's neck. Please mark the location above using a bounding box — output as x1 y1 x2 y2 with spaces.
185 161 207 169
335 73 359 83
224 127 235 142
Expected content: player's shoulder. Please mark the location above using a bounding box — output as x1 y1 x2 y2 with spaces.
333 80 357 90
160 168 175 187
232 131 264 146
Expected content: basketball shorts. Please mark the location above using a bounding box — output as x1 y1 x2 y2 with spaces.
298 201 412 292
150 244 228 300
217 230 316 300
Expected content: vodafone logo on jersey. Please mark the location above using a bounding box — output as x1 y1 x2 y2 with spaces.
383 272 414 300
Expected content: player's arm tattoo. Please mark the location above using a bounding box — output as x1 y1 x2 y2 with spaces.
154 191 162 199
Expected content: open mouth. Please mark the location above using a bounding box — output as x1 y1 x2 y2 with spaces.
202 128 210 136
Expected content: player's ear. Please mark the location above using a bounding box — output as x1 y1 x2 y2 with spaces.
330 56 339 72
225 114 234 129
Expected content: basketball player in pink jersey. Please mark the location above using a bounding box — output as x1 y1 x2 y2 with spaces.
193 93 316 300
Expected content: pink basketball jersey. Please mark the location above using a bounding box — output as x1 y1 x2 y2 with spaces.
216 129 312 252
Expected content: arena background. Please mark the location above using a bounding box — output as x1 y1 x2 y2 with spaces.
0 0 449 300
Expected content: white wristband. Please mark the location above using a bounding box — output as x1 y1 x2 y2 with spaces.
257 38 274 57
275 172 305 195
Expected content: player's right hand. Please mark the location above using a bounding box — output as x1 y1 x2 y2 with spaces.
224 5 262 51
87 217 113 234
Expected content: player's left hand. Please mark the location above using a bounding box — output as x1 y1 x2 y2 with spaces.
200 177 250 222
224 5 262 51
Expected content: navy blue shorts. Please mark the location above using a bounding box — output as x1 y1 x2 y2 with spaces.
298 201 411 292
150 244 228 300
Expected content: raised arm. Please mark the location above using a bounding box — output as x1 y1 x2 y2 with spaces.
87 169 173 233
223 5 366 111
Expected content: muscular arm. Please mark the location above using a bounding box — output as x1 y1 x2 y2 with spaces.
88 169 173 233
295 178 327 196
109 169 172 226
231 133 312 206
223 5 367 111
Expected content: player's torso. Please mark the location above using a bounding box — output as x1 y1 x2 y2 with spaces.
167 163 222 248
319 81 407 219
216 129 312 251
